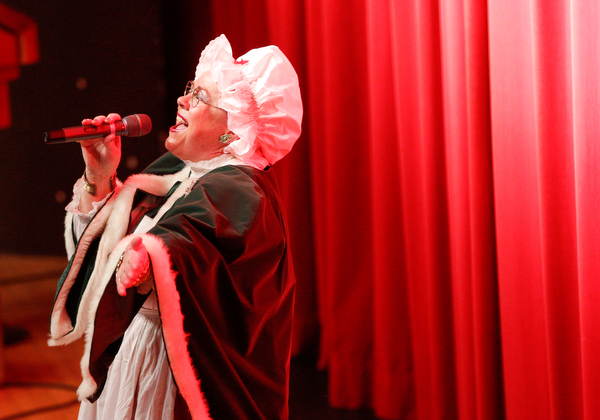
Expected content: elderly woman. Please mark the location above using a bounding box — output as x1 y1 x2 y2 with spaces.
48 34 302 420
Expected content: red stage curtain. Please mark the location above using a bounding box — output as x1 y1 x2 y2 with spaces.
210 0 600 419
489 0 600 419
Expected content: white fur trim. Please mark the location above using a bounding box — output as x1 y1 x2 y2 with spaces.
48 186 121 345
140 233 212 420
54 166 212 419
49 169 188 345
65 212 76 259
49 168 210 420
76 235 133 399
71 170 189 395
76 232 213 418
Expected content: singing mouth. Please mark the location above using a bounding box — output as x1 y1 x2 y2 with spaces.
170 113 188 132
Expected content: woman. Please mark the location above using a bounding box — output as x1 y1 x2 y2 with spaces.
48 34 303 420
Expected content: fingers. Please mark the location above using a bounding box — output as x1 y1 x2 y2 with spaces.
79 113 124 149
79 135 115 147
81 113 122 126
116 238 150 296
117 260 140 296
130 236 143 249
81 116 106 126
117 272 128 296
105 113 122 123
79 113 123 163
117 265 140 296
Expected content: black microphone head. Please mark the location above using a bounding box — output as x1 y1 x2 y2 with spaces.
123 114 152 137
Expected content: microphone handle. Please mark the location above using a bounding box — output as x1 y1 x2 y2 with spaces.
44 121 126 144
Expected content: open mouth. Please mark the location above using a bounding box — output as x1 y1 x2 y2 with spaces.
170 114 188 132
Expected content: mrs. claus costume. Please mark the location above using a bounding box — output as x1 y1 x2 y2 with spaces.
48 34 303 420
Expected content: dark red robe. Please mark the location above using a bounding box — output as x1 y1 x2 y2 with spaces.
49 152 296 420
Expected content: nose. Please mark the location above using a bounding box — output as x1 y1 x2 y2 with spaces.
177 93 191 110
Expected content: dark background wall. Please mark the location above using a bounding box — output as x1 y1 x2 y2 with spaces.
0 0 214 255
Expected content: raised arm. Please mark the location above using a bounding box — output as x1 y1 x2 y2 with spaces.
78 113 122 213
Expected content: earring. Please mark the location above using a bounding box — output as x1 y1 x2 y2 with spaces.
219 133 233 143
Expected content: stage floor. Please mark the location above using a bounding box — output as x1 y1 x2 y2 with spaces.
0 254 377 420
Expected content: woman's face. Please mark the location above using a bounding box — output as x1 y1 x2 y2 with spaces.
165 71 229 162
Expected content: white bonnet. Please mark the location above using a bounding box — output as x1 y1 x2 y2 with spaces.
195 34 303 168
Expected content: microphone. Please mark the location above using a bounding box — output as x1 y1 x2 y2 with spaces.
44 114 152 144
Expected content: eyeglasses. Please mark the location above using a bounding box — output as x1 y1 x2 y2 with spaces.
183 81 220 109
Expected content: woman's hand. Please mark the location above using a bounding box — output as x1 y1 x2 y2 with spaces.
116 236 152 296
77 113 122 213
80 113 122 182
